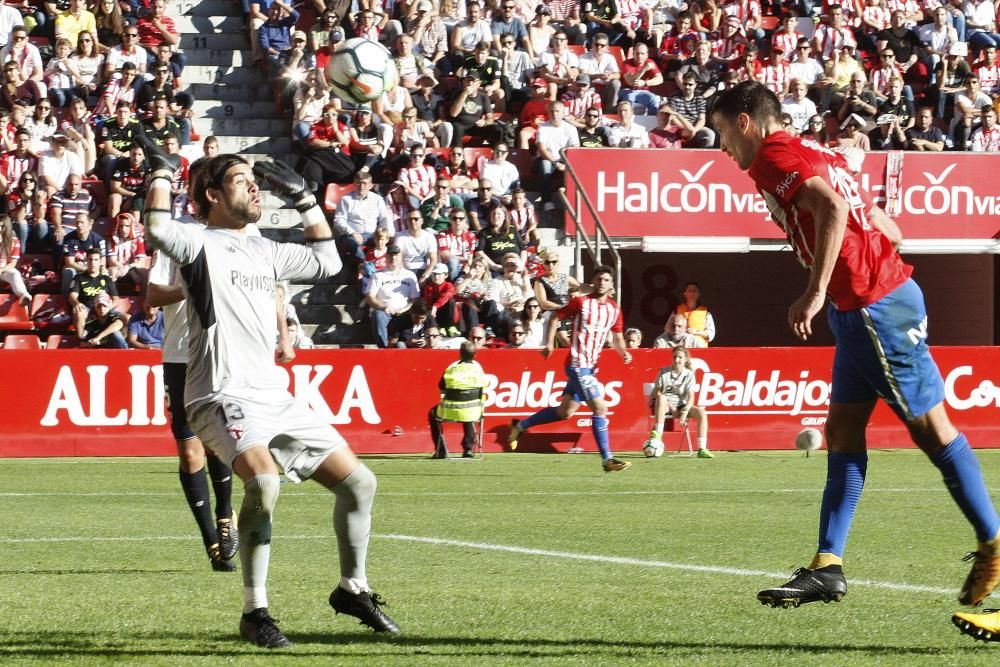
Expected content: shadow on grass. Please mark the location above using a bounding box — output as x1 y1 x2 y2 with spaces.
0 568 188 576
0 629 969 659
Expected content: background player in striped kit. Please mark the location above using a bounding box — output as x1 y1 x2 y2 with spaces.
507 265 633 472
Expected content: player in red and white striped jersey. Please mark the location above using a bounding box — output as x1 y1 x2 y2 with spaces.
507 266 633 472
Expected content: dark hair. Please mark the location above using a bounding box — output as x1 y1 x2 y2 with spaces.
192 154 249 219
410 301 428 316
593 265 615 281
710 80 781 129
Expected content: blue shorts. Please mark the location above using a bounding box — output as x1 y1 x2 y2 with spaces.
162 362 196 441
827 279 945 421
563 367 604 403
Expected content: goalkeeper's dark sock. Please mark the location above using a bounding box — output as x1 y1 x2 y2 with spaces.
816 452 867 557
179 467 217 550
932 433 1000 543
206 453 234 522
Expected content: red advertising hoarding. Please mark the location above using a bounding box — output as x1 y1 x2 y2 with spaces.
563 149 1000 239
2 347 999 457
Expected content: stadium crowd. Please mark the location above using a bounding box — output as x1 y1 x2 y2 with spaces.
3 0 1000 349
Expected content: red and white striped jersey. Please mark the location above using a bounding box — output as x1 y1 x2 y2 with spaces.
386 196 411 234
861 5 891 33
771 31 801 61
436 229 477 259
396 163 437 200
870 64 902 96
558 294 624 370
617 0 643 28
813 24 857 60
977 63 1000 95
508 203 536 239
971 126 1000 152
885 0 921 22
822 0 862 26
560 87 602 118
721 0 762 23
0 150 37 185
761 61 790 95
732 59 764 83
112 236 146 268
713 34 749 63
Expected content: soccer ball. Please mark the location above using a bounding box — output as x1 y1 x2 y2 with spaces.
326 38 398 105
643 438 665 458
795 428 823 451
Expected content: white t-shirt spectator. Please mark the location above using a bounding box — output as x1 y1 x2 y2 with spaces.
0 5 21 48
536 120 580 158
781 95 819 132
368 267 420 310
39 149 84 191
788 58 825 86
394 230 437 272
577 52 620 77
480 159 520 196
608 122 650 147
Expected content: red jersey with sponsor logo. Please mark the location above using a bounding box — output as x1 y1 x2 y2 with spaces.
748 131 911 310
558 294 623 370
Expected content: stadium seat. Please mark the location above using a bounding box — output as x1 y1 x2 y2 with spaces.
81 178 107 209
425 147 452 166
323 183 355 213
3 333 41 349
607 45 625 71
567 45 585 57
44 334 81 349
0 294 33 331
463 146 494 174
31 294 72 332
94 216 114 240
760 16 780 31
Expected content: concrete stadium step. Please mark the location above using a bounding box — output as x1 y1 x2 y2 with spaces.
288 283 361 307
193 116 291 137
177 0 235 15
185 65 265 86
189 83 274 102
184 48 256 68
312 313 371 345
174 15 245 33
180 32 248 52
257 208 303 229
212 134 290 154
190 99 285 119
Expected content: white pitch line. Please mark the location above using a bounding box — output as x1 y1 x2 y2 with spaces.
0 531 958 596
379 533 956 596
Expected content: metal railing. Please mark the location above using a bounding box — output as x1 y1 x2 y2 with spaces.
557 148 622 290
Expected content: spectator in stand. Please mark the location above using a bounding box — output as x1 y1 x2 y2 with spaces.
649 101 685 147
953 74 993 148
519 296 546 347
836 70 878 125
970 105 1000 150
1 61 41 110
0 214 29 306
292 69 331 144
296 103 354 198
58 96 95 174
9 170 46 252
334 170 394 265
657 11 699 73
813 5 856 61
921 6 959 80
348 105 388 175
439 146 478 199
394 33 433 93
107 210 147 286
532 248 578 345
286 319 314 349
838 112 872 149
22 102 51 155
126 301 164 349
906 105 946 150
396 145 437 203
877 10 927 91
877 76 915 128
868 112 908 148
481 252 534 338
451 1 492 65
407 1 449 75
577 105 611 145
67 245 114 327
788 39 828 97
675 40 723 100
395 209 438 284
54 0 96 47
826 42 864 107
977 44 1000 95
375 71 412 127
479 142 520 202
782 79 818 133
366 244 421 348
108 142 147 219
608 99 650 147
802 113 832 144
654 314 702 347
142 94 183 146
537 30 580 92
965 0 1000 54
668 71 716 147
577 33 621 109
499 30 533 106
448 70 502 148
259 1 300 78
0 126 36 197
507 187 538 245
624 326 642 348
454 258 491 332
202 135 219 158
0 3 21 49
104 25 147 83
93 0 125 50
534 99 579 212
620 42 663 114
2 25 44 91
668 282 715 347
772 13 802 61
136 0 181 69
422 262 460 334
412 72 453 147
39 133 83 195
493 0 532 55
477 204 524 275
309 9 340 53
421 177 466 232
422 324 447 348
359 227 392 293
48 172 93 243
44 38 85 108
466 177 500 230
388 300 431 347
384 185 412 235
871 48 909 101
517 78 553 148
437 209 478 281
97 101 140 187
350 7 397 46
93 62 139 119
582 0 629 47
70 30 103 101
931 41 973 119
79 291 128 349
712 17 749 70
561 73 601 128
721 0 762 43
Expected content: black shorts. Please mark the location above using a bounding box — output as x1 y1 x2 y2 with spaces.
162 362 195 441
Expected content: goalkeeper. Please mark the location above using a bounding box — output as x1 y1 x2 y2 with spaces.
137 135 399 648
649 346 712 458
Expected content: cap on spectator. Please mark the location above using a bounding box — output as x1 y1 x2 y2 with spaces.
575 73 591 85
48 132 69 142
532 76 548 87
431 263 448 275
387 244 401 254
463 70 481 80
535 3 552 15
840 112 865 130
840 42 856 50
292 30 307 42
876 114 897 125
417 0 433 11
355 104 372 113
95 293 113 308
417 71 438 86
330 26 345 41
948 42 968 57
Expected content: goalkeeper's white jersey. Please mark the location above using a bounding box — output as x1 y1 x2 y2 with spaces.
148 217 337 407
653 366 695 410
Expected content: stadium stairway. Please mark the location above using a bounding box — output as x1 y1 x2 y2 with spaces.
174 0 566 345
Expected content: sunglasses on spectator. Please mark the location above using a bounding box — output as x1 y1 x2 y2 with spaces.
544 259 558 264
412 152 425 157
408 215 423 220
527 304 540 308
451 215 466 220
510 330 525 335
125 32 138 37
495 149 508 154
437 184 450 189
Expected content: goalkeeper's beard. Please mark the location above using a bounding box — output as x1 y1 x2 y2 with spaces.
220 189 262 228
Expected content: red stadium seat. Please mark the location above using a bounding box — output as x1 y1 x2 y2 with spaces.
0 294 33 331
81 178 107 211
425 147 452 165
760 16 780 31
3 334 41 349
44 334 81 349
607 45 626 71
323 183 356 213
31 294 72 332
463 146 494 174
567 45 585 57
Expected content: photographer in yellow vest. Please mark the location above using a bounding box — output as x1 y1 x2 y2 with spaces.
429 340 490 458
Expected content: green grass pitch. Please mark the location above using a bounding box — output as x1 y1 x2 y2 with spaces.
1 449 999 665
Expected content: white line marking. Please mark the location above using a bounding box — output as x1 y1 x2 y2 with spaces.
379 534 956 595
0 531 957 596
